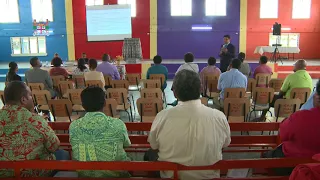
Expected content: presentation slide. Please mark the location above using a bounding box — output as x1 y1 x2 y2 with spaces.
86 5 132 41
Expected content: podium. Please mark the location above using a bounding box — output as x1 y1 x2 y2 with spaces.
122 38 143 63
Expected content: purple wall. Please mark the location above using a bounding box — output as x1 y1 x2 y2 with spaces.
157 0 240 59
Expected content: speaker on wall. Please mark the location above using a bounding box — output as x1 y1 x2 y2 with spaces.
273 22 281 36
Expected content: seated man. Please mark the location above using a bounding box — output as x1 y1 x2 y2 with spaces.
200 57 221 95
0 81 67 177
25 57 56 97
253 56 273 78
96 54 120 80
49 57 71 79
238 52 251 78
146 55 168 91
69 86 131 178
147 69 231 179
256 60 313 121
263 80 320 176
214 58 247 108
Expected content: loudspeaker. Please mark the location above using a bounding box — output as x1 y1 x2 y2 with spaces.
273 23 281 36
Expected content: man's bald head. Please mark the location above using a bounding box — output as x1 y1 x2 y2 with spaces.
294 59 307 72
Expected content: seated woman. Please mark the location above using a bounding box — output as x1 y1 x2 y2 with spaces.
84 59 105 88
73 58 89 75
199 57 221 95
238 52 251 78
6 62 22 82
146 55 168 91
49 57 70 78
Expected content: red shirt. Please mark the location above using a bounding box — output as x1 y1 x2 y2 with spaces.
49 67 70 78
253 64 273 78
281 107 320 158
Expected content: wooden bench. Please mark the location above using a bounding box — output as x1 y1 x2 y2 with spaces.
0 158 316 180
49 122 281 154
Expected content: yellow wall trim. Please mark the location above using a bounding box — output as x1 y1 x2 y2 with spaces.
150 0 157 59
239 0 247 54
65 0 75 60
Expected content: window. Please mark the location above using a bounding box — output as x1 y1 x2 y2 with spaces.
171 0 192 16
86 0 103 6
31 0 53 21
260 0 278 18
0 0 20 23
118 0 136 17
292 0 311 19
205 0 226 16
269 33 300 47
11 36 47 56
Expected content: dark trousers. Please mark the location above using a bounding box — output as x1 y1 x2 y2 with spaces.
220 60 231 73
51 149 71 176
258 94 283 121
262 145 294 176
144 149 160 178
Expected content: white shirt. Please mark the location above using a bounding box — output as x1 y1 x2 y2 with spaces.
176 63 199 75
148 99 231 180
84 70 105 88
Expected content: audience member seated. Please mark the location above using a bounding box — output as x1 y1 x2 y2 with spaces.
84 59 105 88
146 55 168 91
73 58 89 75
200 57 221 95
96 54 120 80
238 52 251 78
253 56 273 78
262 80 320 176
69 86 131 178
80 52 89 64
49 57 70 78
146 69 231 179
176 52 199 74
301 91 317 110
0 81 69 177
51 54 62 65
54 53 59 58
214 59 247 108
256 60 313 121
6 61 21 82
25 57 56 97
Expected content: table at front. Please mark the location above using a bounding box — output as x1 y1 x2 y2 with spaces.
254 46 301 61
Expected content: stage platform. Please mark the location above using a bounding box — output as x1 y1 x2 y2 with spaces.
0 59 319 82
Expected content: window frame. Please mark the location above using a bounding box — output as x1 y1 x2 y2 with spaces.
205 0 227 16
292 0 312 19
11 36 48 57
31 0 54 22
170 0 192 16
118 0 136 17
86 0 104 6
260 0 278 19
0 0 20 23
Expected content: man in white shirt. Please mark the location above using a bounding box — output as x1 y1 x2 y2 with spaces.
147 69 231 180
175 52 199 74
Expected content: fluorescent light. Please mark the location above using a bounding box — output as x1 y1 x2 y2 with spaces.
192 27 212 30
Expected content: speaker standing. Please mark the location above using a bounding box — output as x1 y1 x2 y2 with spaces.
219 35 236 73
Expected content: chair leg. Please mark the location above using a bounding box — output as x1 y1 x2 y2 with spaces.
268 110 273 117
129 105 134 122
125 110 131 122
131 95 136 113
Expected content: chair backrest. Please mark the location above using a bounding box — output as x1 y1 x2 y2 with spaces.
0 90 5 105
28 83 45 91
51 75 65 87
200 97 208 106
137 98 164 122
255 73 271 87
150 74 165 87
111 80 129 89
224 88 246 98
58 81 74 96
85 80 104 89
224 98 250 122
274 99 301 119
126 73 141 86
206 79 219 93
66 89 83 105
106 88 129 107
140 88 163 100
104 75 112 86
103 99 118 118
72 75 85 89
269 79 284 92
247 78 257 92
143 79 162 89
32 90 51 106
252 87 275 104
290 88 311 104
48 99 73 120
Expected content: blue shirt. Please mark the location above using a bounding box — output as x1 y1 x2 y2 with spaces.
218 69 248 99
301 91 315 110
146 64 168 90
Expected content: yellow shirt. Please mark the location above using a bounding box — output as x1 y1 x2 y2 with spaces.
281 70 313 99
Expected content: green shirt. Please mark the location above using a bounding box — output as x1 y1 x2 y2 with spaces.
281 70 313 99
69 112 131 178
